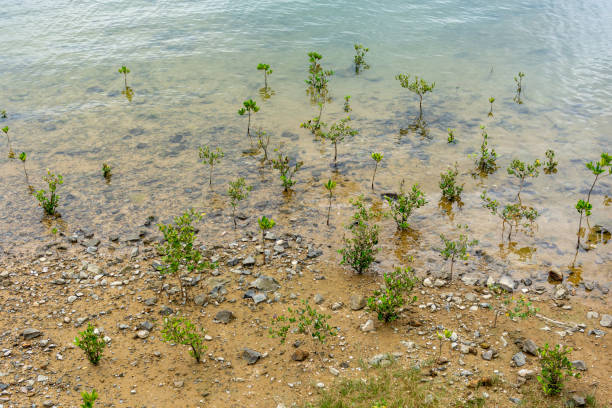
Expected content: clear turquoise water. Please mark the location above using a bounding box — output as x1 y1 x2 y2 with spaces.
1 0 610 281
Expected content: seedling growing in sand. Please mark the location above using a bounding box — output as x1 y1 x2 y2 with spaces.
36 169 63 216
258 215 276 247
161 316 207 363
367 267 418 322
439 164 463 202
537 344 580 396
370 152 383 189
447 128 456 144
324 179 336 226
157 209 214 300
513 71 525 104
353 44 370 73
475 125 497 174
256 129 270 162
507 158 541 199
74 323 105 365
439 225 477 280
575 153 611 248
544 149 558 174
436 329 452 361
481 191 539 240
271 149 303 191
488 96 495 117
101 163 112 180
2 126 15 158
503 294 538 321
270 300 336 344
81 389 98 408
343 95 352 112
228 178 251 229
19 152 32 190
321 117 358 165
257 63 273 89
118 65 130 88
338 196 379 274
395 73 435 116
238 99 260 139
385 182 427 230
198 145 224 186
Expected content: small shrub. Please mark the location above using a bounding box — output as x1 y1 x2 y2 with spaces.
385 182 426 230
503 294 538 320
514 71 525 104
367 267 418 322
343 95 351 112
256 129 270 162
488 96 495 117
537 344 580 396
228 178 251 229
238 99 260 139
370 152 383 189
74 323 105 365
118 65 130 88
258 215 276 247
161 316 207 363
353 44 370 73
447 128 456 144
437 329 452 360
439 224 477 280
270 300 336 344
102 163 112 180
35 169 63 216
338 197 379 274
439 164 463 202
305 51 333 100
575 153 611 248
271 149 303 191
257 63 273 89
81 389 98 408
474 125 497 174
19 152 31 189
481 191 539 240
395 73 435 116
321 117 358 165
324 179 336 226
507 158 541 199
2 126 14 158
544 149 558 174
198 145 224 185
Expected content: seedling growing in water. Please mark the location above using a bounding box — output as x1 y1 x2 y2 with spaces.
269 300 336 345
19 152 32 190
102 163 112 180
353 44 370 73
439 164 463 202
338 196 379 274
436 329 453 361
367 267 417 322
258 216 276 250
544 149 558 174
447 128 456 144
36 169 63 216
439 224 477 280
305 51 334 103
513 71 525 104
321 117 358 165
474 125 497 175
228 178 251 229
161 315 207 363
81 389 98 408
507 158 541 199
324 179 336 226
385 181 427 230
257 63 273 89
488 96 495 117
74 323 105 365
198 145 224 186
2 126 15 158
575 153 611 248
481 191 539 240
395 73 435 117
118 65 130 88
271 149 303 191
343 95 352 113
256 129 270 162
370 152 383 189
238 99 260 139
300 102 326 135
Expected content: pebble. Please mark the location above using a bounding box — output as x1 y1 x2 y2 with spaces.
350 294 367 311
600 314 612 328
360 319 375 332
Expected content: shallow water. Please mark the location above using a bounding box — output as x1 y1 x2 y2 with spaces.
0 0 611 283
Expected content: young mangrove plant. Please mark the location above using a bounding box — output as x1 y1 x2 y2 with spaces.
513 71 525 104
338 196 379 274
271 149 303 191
118 65 130 88
507 158 541 199
270 300 336 345
228 177 252 229
367 267 417 323
439 164 463 202
488 96 495 117
439 224 477 280
503 294 538 321
324 179 336 226
544 149 558 174
537 344 580 396
395 73 435 117
257 63 273 89
436 329 453 361
238 99 260 139
258 216 276 251
370 152 383 189
575 153 611 248
300 101 326 136
321 117 358 165
161 315 207 363
19 152 32 190
74 323 105 365
198 145 224 186
35 169 63 216
474 125 497 175
81 389 98 408
102 163 112 181
343 95 352 112
2 126 15 159
481 191 539 240
447 128 456 144
157 209 214 300
385 182 427 230
305 51 334 100
256 129 271 162
353 44 370 73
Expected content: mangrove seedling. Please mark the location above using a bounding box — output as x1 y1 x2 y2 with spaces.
367 267 418 322
258 215 276 248
481 191 539 240
256 129 271 162
343 95 352 112
395 73 435 116
157 209 214 300
338 196 379 274
228 178 252 229
35 169 63 216
300 101 326 135
271 149 303 191
507 158 541 199
305 52 333 100
321 117 358 165
118 65 130 88
353 44 370 73
447 128 456 144
575 153 611 248
102 163 112 180
198 145 224 186
488 96 495 117
81 389 98 408
2 126 15 158
270 300 336 345
544 149 558 174
370 152 383 189
385 182 427 230
257 63 273 89
436 329 453 361
74 323 105 365
474 125 497 174
503 294 538 321
439 164 463 202
161 315 207 363
537 344 580 396
324 179 336 226
513 71 525 104
19 152 31 190
238 99 260 139
439 224 477 280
